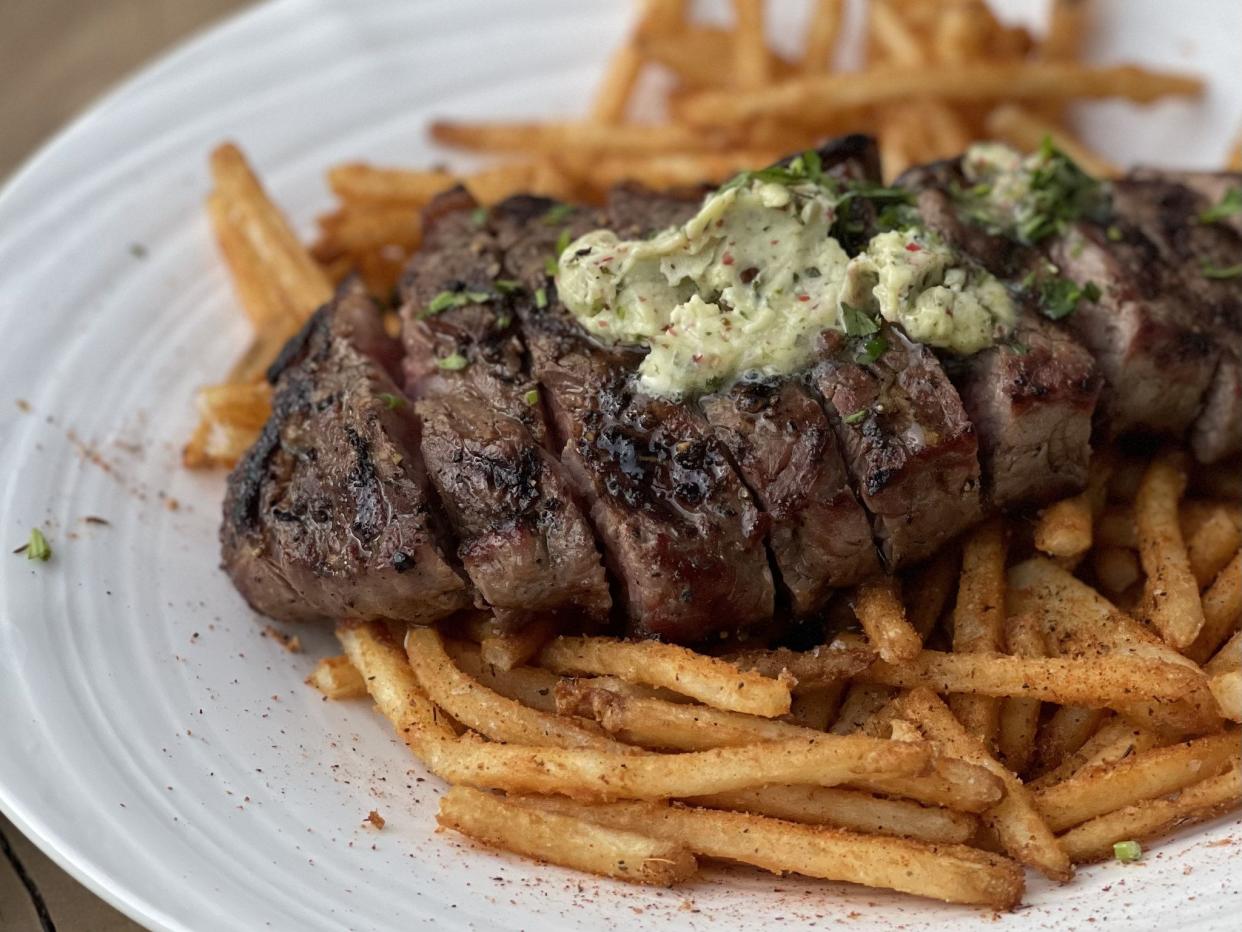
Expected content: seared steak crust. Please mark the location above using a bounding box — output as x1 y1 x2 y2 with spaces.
221 279 470 624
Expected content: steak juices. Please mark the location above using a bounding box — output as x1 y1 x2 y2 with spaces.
221 136 1242 643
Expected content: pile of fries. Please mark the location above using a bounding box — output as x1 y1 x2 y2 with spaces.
308 450 1240 908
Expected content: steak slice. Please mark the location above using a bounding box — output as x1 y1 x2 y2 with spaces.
1108 175 1242 462
491 195 775 643
221 279 470 624
814 327 984 567
910 185 1100 506
398 188 611 628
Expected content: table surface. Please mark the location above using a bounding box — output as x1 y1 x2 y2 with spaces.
1 6 249 927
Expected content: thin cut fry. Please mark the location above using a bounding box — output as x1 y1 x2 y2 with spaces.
1135 451 1205 649
905 547 960 639
438 787 696 886
538 636 792 716
306 655 367 700
732 0 770 89
1033 706 1107 777
1034 453 1113 557
1187 552 1242 663
430 120 729 155
1187 507 1242 588
442 637 561 713
854 577 921 663
896 689 1072 881
195 382 272 432
1206 628 1242 676
522 797 1025 910
1209 671 1242 721
479 617 559 671
787 684 843 731
725 643 876 690
1041 0 1088 62
1027 718 1163 792
801 0 843 72
996 614 1046 775
206 191 302 332
677 63 1203 127
1092 546 1141 594
950 519 1007 744
327 163 456 206
1033 730 1241 832
589 42 643 126
1058 764 1242 863
831 683 895 735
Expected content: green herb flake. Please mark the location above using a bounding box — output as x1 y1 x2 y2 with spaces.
470 206 488 227
843 409 869 425
853 335 888 365
1113 840 1142 863
436 352 469 371
840 303 880 337
523 388 540 406
1199 186 1242 224
553 228 573 258
544 257 560 276
494 279 522 295
19 528 51 562
543 203 574 226
1006 339 1030 356
422 289 493 318
378 392 406 410
534 287 548 309
1034 276 1101 321
1201 260 1242 280
1106 224 1124 242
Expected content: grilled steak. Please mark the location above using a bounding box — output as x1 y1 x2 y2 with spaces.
399 188 611 628
491 195 775 643
814 327 984 566
221 279 471 623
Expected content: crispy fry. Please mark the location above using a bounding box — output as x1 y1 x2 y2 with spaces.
689 785 976 844
984 105 1118 178
1136 451 1205 649
479 618 559 671
589 41 643 125
831 683 896 735
869 0 924 66
306 655 367 700
855 577 922 663
677 63 1203 127
1187 552 1242 663
787 684 844 731
327 163 456 206
950 519 1007 743
405 627 621 751
896 689 1072 881
732 0 770 89
1206 628 1242 676
522 797 1024 909
905 547 960 640
1058 764 1242 863
1034 730 1240 832
195 382 272 432
1092 546 1141 595
801 0 843 72
1187 507 1242 588
1034 706 1107 777
1041 0 1088 62
1034 453 1113 557
538 636 792 716
725 642 877 690
430 119 728 155
1027 718 1163 791
996 614 1046 775
206 191 302 332
442 637 561 713
438 788 696 885
1209 671 1242 721
639 28 740 89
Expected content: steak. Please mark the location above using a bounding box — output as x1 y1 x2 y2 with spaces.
221 278 471 623
909 185 1099 506
399 188 611 628
490 195 775 643
813 327 984 567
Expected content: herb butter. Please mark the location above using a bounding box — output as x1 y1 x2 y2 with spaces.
556 172 1015 398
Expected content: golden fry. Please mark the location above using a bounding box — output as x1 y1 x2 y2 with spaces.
996 613 1046 776
1187 552 1242 663
1135 451 1205 649
306 655 367 700
479 617 559 671
1092 546 1141 595
905 547 960 640
1186 507 1242 588
442 637 561 714
854 577 922 663
1210 671 1242 721
950 519 1007 744
731 0 770 89
725 643 876 691
430 119 727 155
801 0 843 72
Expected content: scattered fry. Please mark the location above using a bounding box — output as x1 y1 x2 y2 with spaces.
1135 451 1205 649
854 577 921 664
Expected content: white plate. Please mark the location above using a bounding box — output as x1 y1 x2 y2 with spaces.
1 1 1240 929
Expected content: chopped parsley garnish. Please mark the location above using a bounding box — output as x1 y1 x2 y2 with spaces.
17 528 51 562
494 278 522 295
553 229 573 257
523 388 540 406
1113 840 1142 863
378 392 405 410
840 302 880 337
1029 275 1101 320
534 287 548 309
422 289 492 318
1199 186 1242 224
1106 224 1124 242
543 203 574 225
436 352 469 371
469 206 488 227
1005 339 1030 356
852 334 888 365
1201 260 1242 280
843 409 869 425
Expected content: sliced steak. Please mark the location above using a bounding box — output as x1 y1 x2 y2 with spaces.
491 195 775 643
221 279 470 624
398 188 611 628
1108 175 1242 462
910 185 1100 506
814 327 984 567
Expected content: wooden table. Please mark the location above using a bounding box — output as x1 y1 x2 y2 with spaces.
1 6 250 926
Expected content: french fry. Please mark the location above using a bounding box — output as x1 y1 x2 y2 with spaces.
896 688 1072 881
731 0 770 89
306 655 367 700
195 382 272 432
589 39 643 126
1033 730 1241 832
787 684 844 731
1034 452 1113 557
462 161 541 205
1209 671 1242 721
1007 558 1222 736
638 27 741 90
1026 718 1164 792
441 638 562 714
1058 764 1242 863
905 547 960 639
1187 552 1242 663
579 150 780 192
1206 628 1242 676
801 0 843 72
996 614 1046 775
538 636 792 716
430 120 729 156
725 642 876 690
327 163 457 206
831 683 896 735
479 617 559 671
315 205 421 256
1135 451 1205 649
1033 706 1107 777
985 106 1118 178
1092 546 1141 594
521 797 1025 910
950 519 1007 744
868 0 924 66
854 577 922 663
690 785 977 844
1187 507 1242 588
206 191 302 332
677 63 1203 127
404 627 622 751
932 1 991 64
1041 0 1088 62
438 787 696 886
